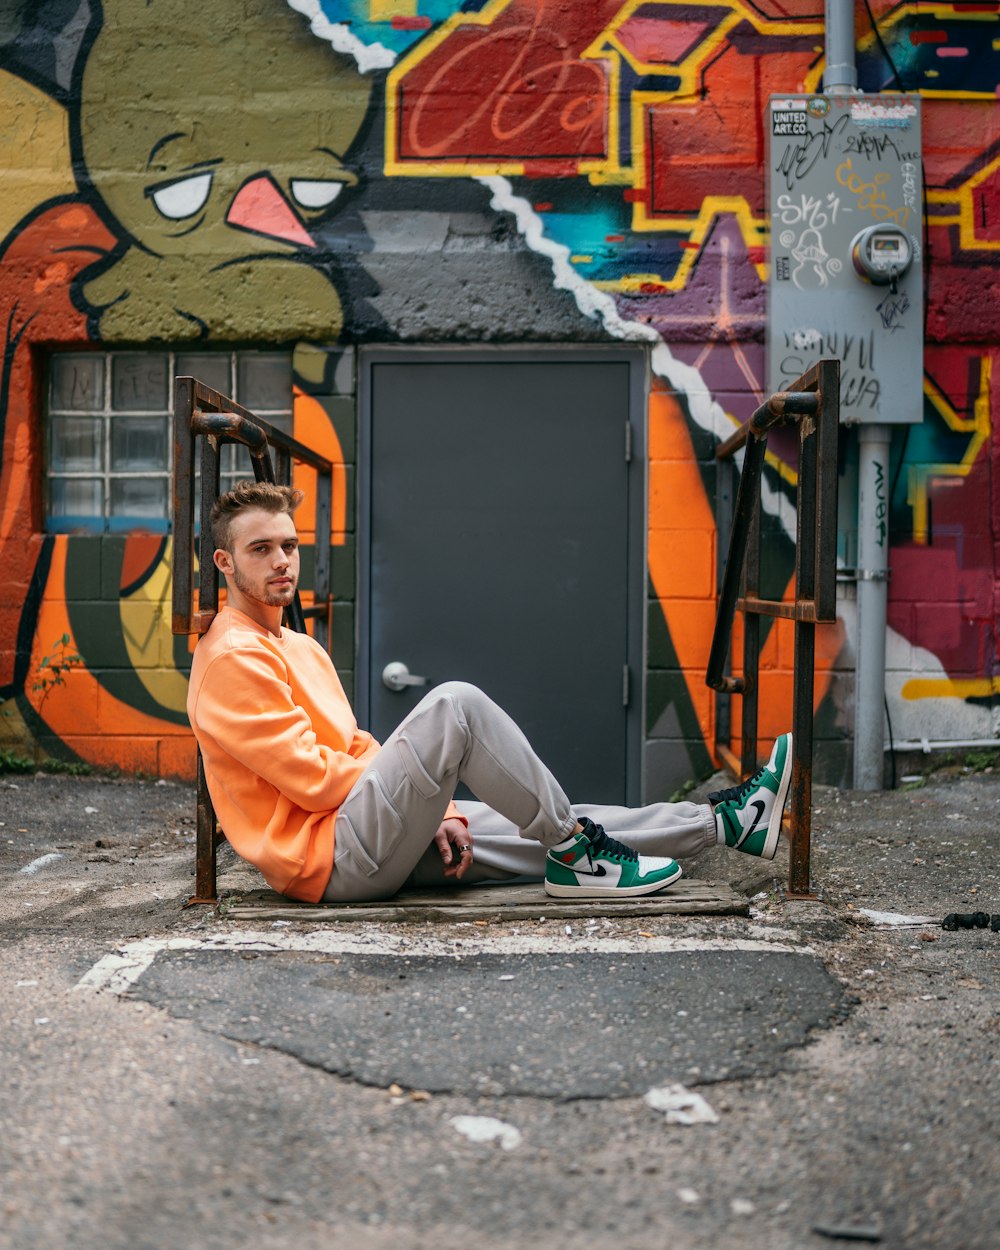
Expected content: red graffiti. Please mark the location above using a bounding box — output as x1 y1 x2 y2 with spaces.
393 0 620 166
888 345 1000 681
644 33 822 217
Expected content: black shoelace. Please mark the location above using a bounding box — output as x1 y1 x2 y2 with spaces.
584 821 638 863
708 764 766 806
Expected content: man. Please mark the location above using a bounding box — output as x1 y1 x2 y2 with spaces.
187 481 792 905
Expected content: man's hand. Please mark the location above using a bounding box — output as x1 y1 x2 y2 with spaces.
434 818 473 880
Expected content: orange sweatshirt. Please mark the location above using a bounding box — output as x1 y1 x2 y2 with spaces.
187 607 463 902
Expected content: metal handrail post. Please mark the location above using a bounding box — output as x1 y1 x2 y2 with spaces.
742 494 761 779
707 361 839 898
789 381 819 898
713 454 735 767
171 377 338 904
787 357 840 897
313 470 333 650
707 434 766 691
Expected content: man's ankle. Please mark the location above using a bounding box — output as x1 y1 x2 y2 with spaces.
550 823 586 852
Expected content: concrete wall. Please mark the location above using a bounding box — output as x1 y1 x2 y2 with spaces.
1 0 998 787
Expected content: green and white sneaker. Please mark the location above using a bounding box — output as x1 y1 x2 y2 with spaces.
544 818 683 898
710 732 792 860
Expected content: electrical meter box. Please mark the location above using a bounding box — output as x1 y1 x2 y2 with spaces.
767 94 922 424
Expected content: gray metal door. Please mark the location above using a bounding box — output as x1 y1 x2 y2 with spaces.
359 350 644 805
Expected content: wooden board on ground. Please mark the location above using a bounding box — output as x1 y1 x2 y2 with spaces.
220 879 748 923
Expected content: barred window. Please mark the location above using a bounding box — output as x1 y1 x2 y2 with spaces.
46 350 293 533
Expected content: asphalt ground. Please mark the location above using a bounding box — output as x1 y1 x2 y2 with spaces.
1 764 998 1250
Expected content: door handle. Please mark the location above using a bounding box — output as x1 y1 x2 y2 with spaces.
382 661 429 692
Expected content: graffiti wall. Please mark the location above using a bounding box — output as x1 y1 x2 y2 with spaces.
0 0 997 786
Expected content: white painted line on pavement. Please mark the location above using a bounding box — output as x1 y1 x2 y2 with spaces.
75 928 815 997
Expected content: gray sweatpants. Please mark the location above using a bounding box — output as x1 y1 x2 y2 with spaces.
322 682 716 903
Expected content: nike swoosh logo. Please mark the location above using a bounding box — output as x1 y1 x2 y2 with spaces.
741 799 767 843
572 863 608 877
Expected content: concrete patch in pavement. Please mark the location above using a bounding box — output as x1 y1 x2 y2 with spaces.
113 942 846 1098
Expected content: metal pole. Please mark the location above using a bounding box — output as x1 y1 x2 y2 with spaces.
853 423 891 788
823 0 857 94
823 1 889 791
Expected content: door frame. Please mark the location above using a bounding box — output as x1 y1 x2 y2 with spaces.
356 344 648 804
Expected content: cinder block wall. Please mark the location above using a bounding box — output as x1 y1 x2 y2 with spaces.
0 1 996 787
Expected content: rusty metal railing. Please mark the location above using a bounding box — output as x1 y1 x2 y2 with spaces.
172 376 335 903
707 359 840 898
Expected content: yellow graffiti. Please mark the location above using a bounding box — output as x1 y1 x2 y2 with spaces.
594 194 768 289
595 0 823 204
902 676 1000 702
908 357 992 545
836 158 910 227
588 0 823 93
120 539 190 715
0 72 75 243
371 1 418 17
592 0 822 282
927 147 1000 254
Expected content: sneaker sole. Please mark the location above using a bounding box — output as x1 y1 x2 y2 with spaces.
752 733 793 860
544 863 683 898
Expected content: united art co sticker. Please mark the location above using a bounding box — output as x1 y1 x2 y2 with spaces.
772 100 808 137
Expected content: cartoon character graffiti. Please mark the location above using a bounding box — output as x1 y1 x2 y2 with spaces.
0 0 373 771
782 227 842 289
74 0 373 341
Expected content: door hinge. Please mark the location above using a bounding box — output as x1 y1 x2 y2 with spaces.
622 663 630 707
625 420 632 463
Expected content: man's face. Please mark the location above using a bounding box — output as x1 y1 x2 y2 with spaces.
221 508 300 609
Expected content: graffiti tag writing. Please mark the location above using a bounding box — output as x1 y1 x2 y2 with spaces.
776 191 849 288
874 460 887 549
836 157 910 227
876 289 910 332
781 328 877 370
775 190 846 230
842 373 882 411
779 327 881 413
395 0 613 163
900 160 919 213
774 113 851 191
842 131 902 162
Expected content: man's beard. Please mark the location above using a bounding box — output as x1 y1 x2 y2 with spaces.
230 560 297 608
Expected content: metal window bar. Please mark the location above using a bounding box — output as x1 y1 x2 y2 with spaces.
706 359 840 899
172 376 335 904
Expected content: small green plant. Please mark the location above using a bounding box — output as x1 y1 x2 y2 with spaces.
32 634 85 711
964 747 1000 773
0 749 35 774
668 778 697 803
38 757 95 777
0 749 95 776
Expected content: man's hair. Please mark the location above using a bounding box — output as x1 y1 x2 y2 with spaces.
210 480 303 553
